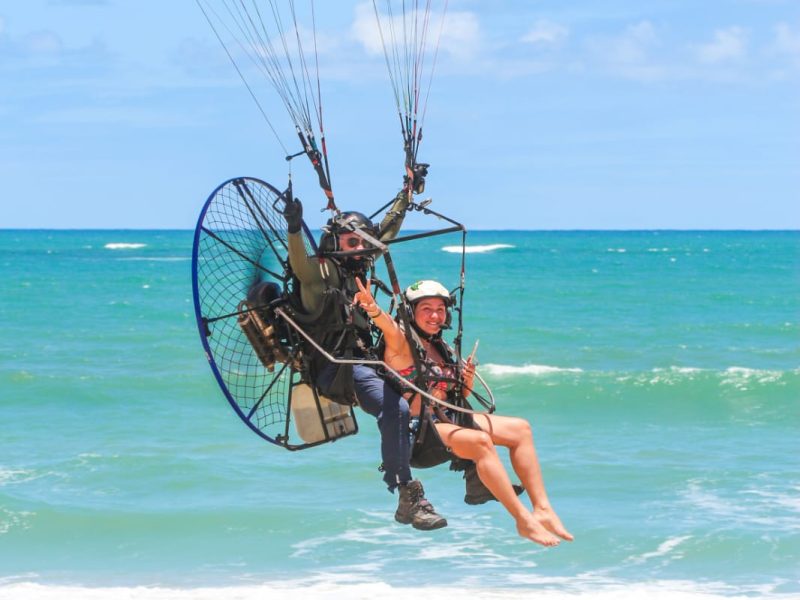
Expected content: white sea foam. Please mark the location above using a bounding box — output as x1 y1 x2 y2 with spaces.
0 468 38 486
442 244 513 254
0 469 26 485
0 507 33 535
743 487 800 514
680 479 800 532
104 243 146 250
625 535 692 565
606 248 626 253
0 580 790 600
418 540 505 562
117 256 189 262
725 367 778 377
721 367 784 390
617 366 793 388
290 513 421 557
483 363 583 376
639 367 704 384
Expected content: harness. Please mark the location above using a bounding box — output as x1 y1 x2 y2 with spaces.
397 358 456 398
293 260 380 405
378 322 475 469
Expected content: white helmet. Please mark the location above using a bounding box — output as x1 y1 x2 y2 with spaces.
404 280 452 305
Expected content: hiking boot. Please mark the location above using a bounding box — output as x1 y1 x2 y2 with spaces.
463 463 525 505
395 480 447 531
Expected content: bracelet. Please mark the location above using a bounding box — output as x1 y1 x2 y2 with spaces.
367 308 382 319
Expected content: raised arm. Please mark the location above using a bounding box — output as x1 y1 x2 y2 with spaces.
379 162 429 241
353 277 409 362
378 190 412 242
283 198 331 314
287 230 323 284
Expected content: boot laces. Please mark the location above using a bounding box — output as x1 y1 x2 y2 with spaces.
412 487 437 514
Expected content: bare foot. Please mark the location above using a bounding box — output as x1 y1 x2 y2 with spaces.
535 507 574 541
516 514 560 547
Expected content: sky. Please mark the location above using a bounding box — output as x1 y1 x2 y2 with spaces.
0 0 798 230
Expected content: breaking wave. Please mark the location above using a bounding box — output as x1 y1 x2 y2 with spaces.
483 363 583 376
104 243 146 250
442 244 514 254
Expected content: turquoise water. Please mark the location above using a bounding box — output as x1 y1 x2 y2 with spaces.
1 229 798 598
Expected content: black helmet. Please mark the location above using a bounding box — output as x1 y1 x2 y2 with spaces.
319 211 378 254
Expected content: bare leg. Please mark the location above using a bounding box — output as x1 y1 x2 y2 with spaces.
436 423 559 546
472 414 573 541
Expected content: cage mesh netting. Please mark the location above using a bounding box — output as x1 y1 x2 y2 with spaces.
191 177 314 445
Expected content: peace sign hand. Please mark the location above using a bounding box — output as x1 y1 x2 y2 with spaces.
353 277 380 318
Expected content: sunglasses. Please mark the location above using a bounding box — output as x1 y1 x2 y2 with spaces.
342 237 365 249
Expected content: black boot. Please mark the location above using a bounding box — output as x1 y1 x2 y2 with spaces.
463 462 525 505
395 480 447 530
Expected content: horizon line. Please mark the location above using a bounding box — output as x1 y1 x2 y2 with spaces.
2 227 799 233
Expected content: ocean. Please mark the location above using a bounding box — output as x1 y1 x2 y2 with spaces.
1 229 798 599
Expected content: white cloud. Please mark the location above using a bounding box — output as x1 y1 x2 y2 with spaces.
773 22 800 62
521 19 568 46
694 27 748 64
584 20 659 70
439 11 481 60
351 1 480 61
275 23 342 59
610 21 658 64
350 3 383 55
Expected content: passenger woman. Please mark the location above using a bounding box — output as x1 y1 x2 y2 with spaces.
354 278 574 546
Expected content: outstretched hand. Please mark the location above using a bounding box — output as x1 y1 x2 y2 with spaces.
353 277 380 317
